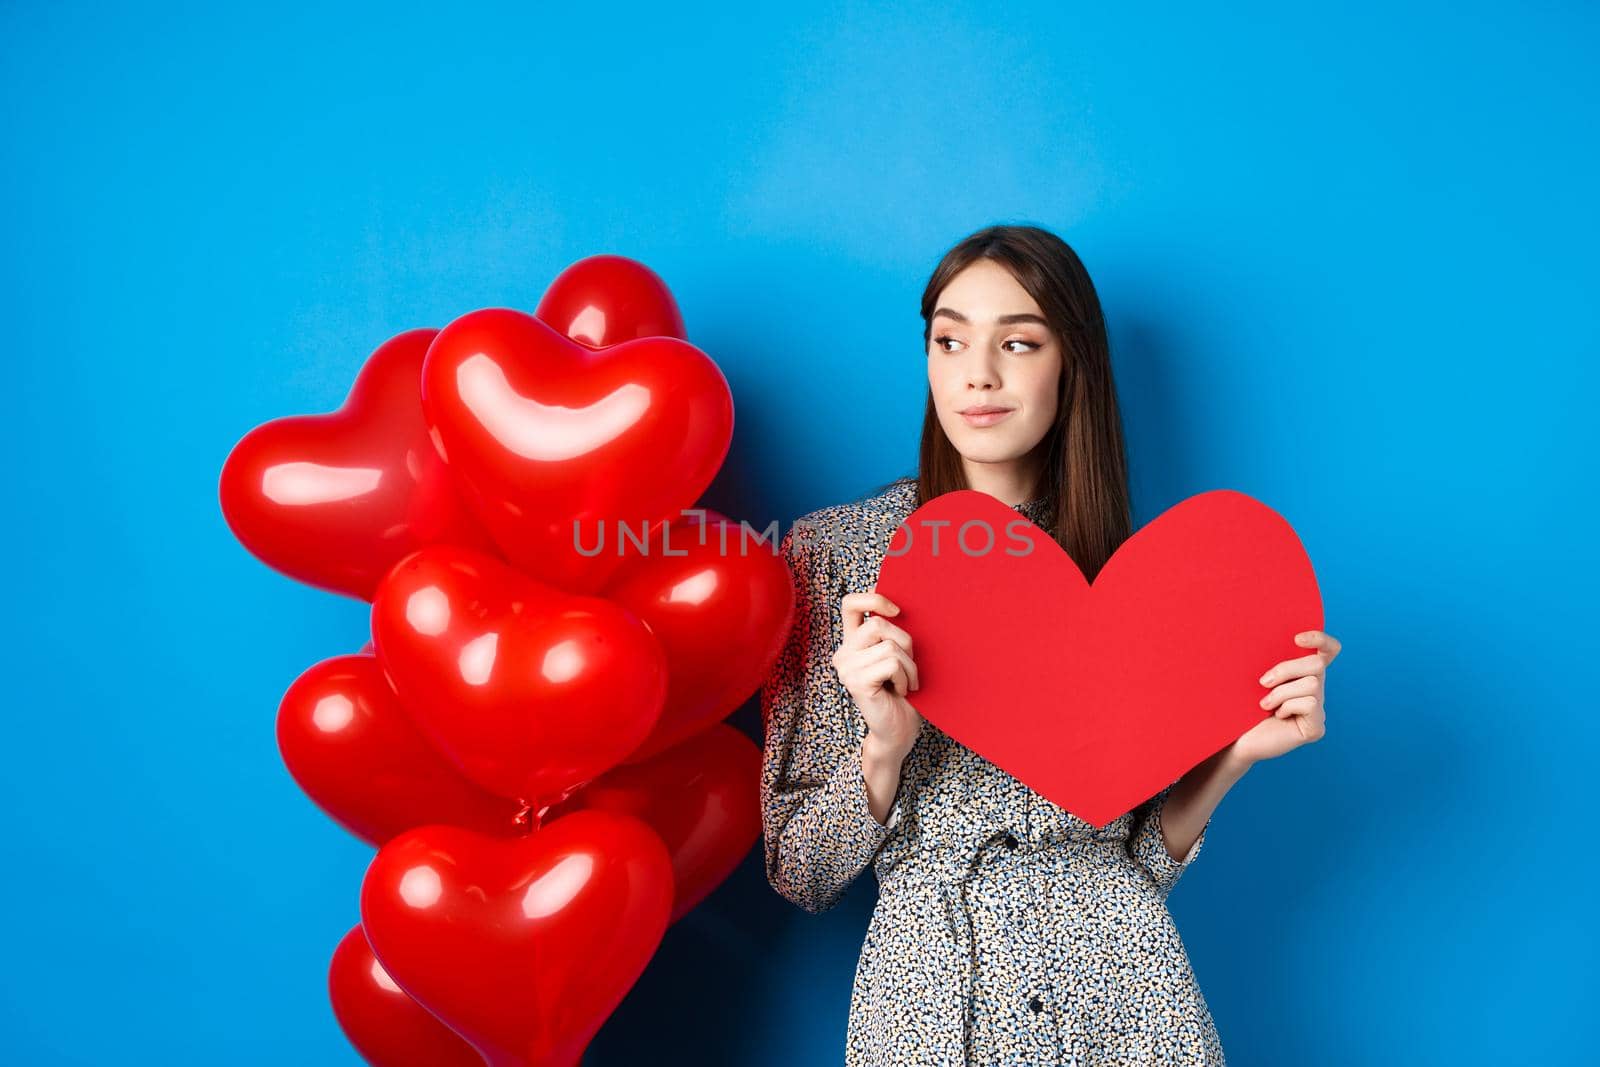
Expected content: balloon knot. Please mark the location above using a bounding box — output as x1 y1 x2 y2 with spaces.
512 799 541 835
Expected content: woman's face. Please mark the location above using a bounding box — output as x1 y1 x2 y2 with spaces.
927 258 1063 473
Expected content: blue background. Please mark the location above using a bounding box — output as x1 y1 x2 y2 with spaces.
4 1 1595 1063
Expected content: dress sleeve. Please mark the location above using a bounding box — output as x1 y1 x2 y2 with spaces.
760 518 904 915
1126 782 1209 900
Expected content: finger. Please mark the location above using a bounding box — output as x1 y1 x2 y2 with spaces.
888 660 910 696
1274 695 1320 725
863 640 912 695
1262 676 1318 714
887 640 920 692
871 639 919 695
847 614 915 657
1295 630 1342 662
1261 676 1319 714
1259 652 1327 687
841 591 902 636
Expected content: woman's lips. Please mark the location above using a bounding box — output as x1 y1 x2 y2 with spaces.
960 408 1015 427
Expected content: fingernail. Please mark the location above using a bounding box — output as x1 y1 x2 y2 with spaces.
1259 673 1271 686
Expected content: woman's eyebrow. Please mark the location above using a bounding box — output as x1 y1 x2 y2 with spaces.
932 307 1048 327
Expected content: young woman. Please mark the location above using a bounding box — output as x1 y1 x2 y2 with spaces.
759 224 1340 1066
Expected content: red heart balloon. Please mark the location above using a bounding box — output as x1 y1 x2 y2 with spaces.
276 653 522 846
420 307 733 594
874 489 1323 827
219 328 495 601
534 254 687 348
360 811 674 1067
328 923 482 1067
370 543 668 807
546 723 761 924
601 509 794 764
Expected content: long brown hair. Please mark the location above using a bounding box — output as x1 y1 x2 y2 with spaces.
892 224 1132 581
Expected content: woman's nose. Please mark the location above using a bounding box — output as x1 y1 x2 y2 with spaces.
963 351 1001 389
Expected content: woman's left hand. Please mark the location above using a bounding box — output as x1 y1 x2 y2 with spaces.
1226 629 1341 767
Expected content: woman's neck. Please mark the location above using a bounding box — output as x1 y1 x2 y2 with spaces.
960 459 1046 508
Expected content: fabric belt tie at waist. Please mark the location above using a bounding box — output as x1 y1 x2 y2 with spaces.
877 838 1128 1060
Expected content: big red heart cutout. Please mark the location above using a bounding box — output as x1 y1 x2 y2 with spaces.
360 811 674 1067
421 307 733 594
874 489 1322 828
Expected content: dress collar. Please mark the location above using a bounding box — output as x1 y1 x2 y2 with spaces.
890 477 1055 527
1015 491 1055 526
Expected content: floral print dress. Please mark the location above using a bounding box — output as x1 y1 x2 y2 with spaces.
759 476 1226 1066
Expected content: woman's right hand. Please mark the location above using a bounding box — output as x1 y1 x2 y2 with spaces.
832 591 924 761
